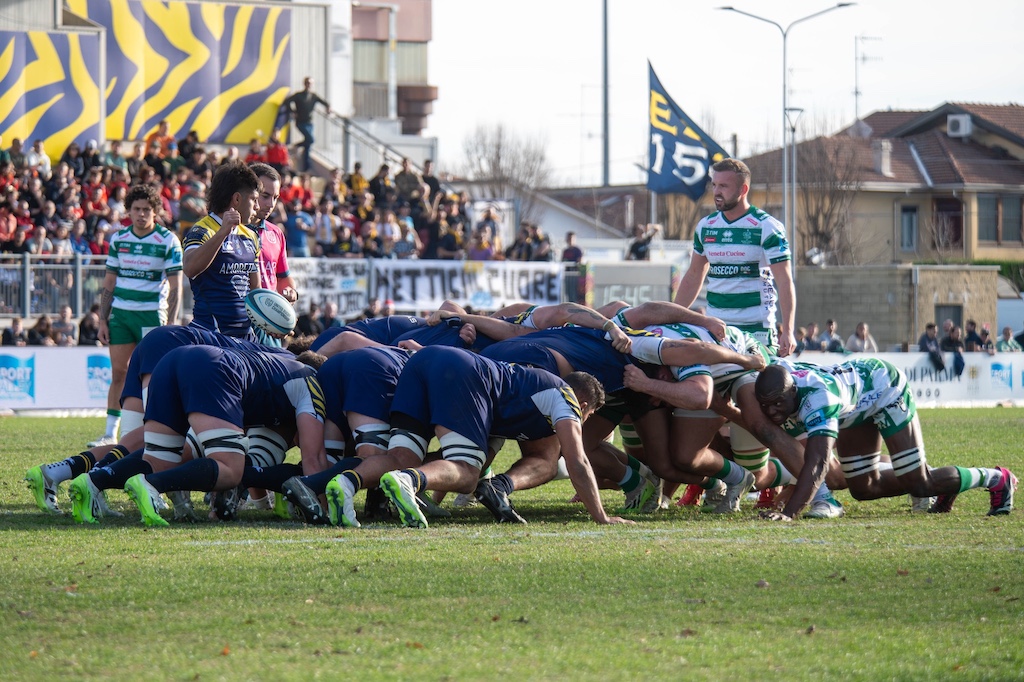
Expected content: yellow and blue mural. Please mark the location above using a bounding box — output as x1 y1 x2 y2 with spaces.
0 31 102 160
0 0 292 159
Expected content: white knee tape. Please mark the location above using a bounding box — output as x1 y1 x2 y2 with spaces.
144 431 186 463
246 426 289 468
891 447 926 476
121 410 144 436
198 428 248 459
840 452 881 479
389 430 428 461
354 423 391 451
439 432 486 469
730 424 769 471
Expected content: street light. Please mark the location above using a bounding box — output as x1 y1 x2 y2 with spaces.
717 3 855 274
785 106 803 257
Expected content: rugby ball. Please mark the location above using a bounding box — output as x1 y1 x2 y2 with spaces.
245 288 297 336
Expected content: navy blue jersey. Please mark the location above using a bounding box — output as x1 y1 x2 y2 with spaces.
183 216 260 337
309 316 428 352
482 326 631 392
390 346 581 451
318 346 411 424
121 325 291 404
144 345 324 434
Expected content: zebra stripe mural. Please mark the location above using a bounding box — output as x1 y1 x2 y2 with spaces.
0 31 102 159
67 0 292 144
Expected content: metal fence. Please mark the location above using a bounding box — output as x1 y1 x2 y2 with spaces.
0 254 109 318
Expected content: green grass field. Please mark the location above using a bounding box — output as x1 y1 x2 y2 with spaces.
1 411 1023 681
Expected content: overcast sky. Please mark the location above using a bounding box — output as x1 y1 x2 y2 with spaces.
424 0 1024 186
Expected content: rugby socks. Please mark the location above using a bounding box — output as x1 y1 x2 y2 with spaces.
104 409 122 440
700 478 720 490
954 466 1003 493
242 463 303 491
811 482 833 503
618 465 642 493
399 468 427 493
768 458 797 487
491 473 515 496
148 458 219 493
340 470 363 492
90 449 150 491
714 459 748 486
94 444 131 469
297 457 364 494
43 451 97 485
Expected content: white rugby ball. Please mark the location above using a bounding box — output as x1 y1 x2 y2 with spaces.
245 288 297 336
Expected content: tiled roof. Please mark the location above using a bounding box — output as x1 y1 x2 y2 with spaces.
842 110 927 138
949 102 1024 141
908 130 1024 186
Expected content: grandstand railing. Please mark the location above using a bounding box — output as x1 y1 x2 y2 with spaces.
309 110 438 179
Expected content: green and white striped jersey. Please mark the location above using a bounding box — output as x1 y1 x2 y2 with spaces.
692 206 790 337
105 225 183 311
644 322 767 389
778 358 909 439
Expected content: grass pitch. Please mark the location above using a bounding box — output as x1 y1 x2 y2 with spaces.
1 410 1023 681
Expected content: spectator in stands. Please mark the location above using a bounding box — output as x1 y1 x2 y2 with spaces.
527 222 552 261
335 217 362 258
284 197 314 257
846 321 878 353
281 76 331 172
941 325 965 352
108 184 127 216
165 143 187 177
265 130 291 175
79 305 102 346
89 224 110 255
997 326 1022 352
125 143 145 179
82 140 103 174
360 221 384 258
941 318 954 337
394 157 422 203
819 318 844 352
627 222 661 260
561 231 583 263
69 219 90 254
346 161 368 198
794 326 807 354
28 226 53 255
188 146 215 178
9 138 26 171
803 322 823 351
963 319 984 351
0 135 9 167
436 221 464 260
103 140 128 173
60 141 84 180
368 163 392 207
50 223 74 262
978 328 996 355
145 120 175 158
2 316 28 346
312 198 339 256
144 141 168 180
296 301 324 336
4 226 31 254
318 300 343 329
466 224 495 261
27 139 52 179
392 220 420 260
421 159 441 204
27 315 56 346
245 139 266 164
177 130 199 160
51 304 77 346
0 200 15 247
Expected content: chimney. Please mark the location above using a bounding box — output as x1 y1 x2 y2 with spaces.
872 139 893 178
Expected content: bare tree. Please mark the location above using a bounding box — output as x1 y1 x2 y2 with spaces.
461 124 551 222
796 135 864 265
922 209 963 263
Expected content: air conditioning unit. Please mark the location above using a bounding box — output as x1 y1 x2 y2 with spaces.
947 114 973 138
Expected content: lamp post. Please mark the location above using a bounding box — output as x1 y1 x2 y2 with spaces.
786 106 803 260
717 3 854 271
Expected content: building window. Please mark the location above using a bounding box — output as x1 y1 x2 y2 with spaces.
900 206 918 251
1003 196 1022 243
977 194 998 241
